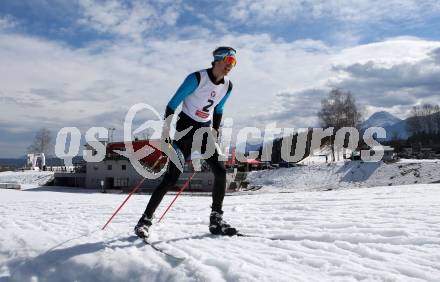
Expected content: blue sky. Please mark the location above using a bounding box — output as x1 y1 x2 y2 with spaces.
3 1 440 46
1 0 440 157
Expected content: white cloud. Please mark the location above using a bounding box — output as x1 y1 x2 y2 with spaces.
246 38 440 127
0 30 334 158
77 0 181 41
330 49 440 116
2 0 440 157
331 37 440 66
0 15 16 31
328 39 440 115
229 0 440 25
1 27 440 156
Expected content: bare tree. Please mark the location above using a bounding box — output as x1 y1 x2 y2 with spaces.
422 104 435 133
406 106 421 136
318 89 362 129
27 128 52 156
434 105 440 134
318 89 362 161
407 104 439 135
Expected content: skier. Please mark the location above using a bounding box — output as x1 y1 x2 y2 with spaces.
135 46 238 239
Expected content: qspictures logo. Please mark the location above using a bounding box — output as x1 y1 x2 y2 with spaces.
55 103 391 179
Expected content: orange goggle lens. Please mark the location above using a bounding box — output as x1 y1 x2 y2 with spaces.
223 55 237 66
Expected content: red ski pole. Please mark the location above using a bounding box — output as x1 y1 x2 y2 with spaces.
158 170 196 222
101 156 164 230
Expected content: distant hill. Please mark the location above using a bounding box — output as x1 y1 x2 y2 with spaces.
361 111 409 140
361 111 402 130
383 120 410 140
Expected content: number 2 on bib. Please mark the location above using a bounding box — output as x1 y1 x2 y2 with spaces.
202 99 214 112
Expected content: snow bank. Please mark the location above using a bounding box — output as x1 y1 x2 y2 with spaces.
398 159 440 163
247 160 440 192
0 171 54 186
1 184 439 281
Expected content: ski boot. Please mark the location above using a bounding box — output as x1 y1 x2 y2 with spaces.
134 216 152 239
209 211 238 236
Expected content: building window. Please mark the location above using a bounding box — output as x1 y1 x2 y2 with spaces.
114 178 129 187
122 164 126 170
107 164 112 170
191 179 203 189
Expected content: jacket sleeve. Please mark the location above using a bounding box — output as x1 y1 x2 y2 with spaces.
165 72 200 119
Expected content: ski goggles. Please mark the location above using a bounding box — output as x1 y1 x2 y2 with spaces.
214 49 237 66
222 55 237 66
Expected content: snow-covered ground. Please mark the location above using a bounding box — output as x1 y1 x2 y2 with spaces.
1 161 439 281
1 183 440 282
247 160 440 192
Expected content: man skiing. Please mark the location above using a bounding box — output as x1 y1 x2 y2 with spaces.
135 46 238 239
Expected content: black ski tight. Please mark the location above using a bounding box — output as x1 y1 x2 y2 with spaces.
142 112 226 219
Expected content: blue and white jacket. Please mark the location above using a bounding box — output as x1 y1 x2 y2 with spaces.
165 68 232 130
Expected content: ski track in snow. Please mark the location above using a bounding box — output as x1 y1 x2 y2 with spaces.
1 184 440 282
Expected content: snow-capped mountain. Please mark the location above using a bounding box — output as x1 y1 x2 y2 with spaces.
361 111 402 129
361 111 409 140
